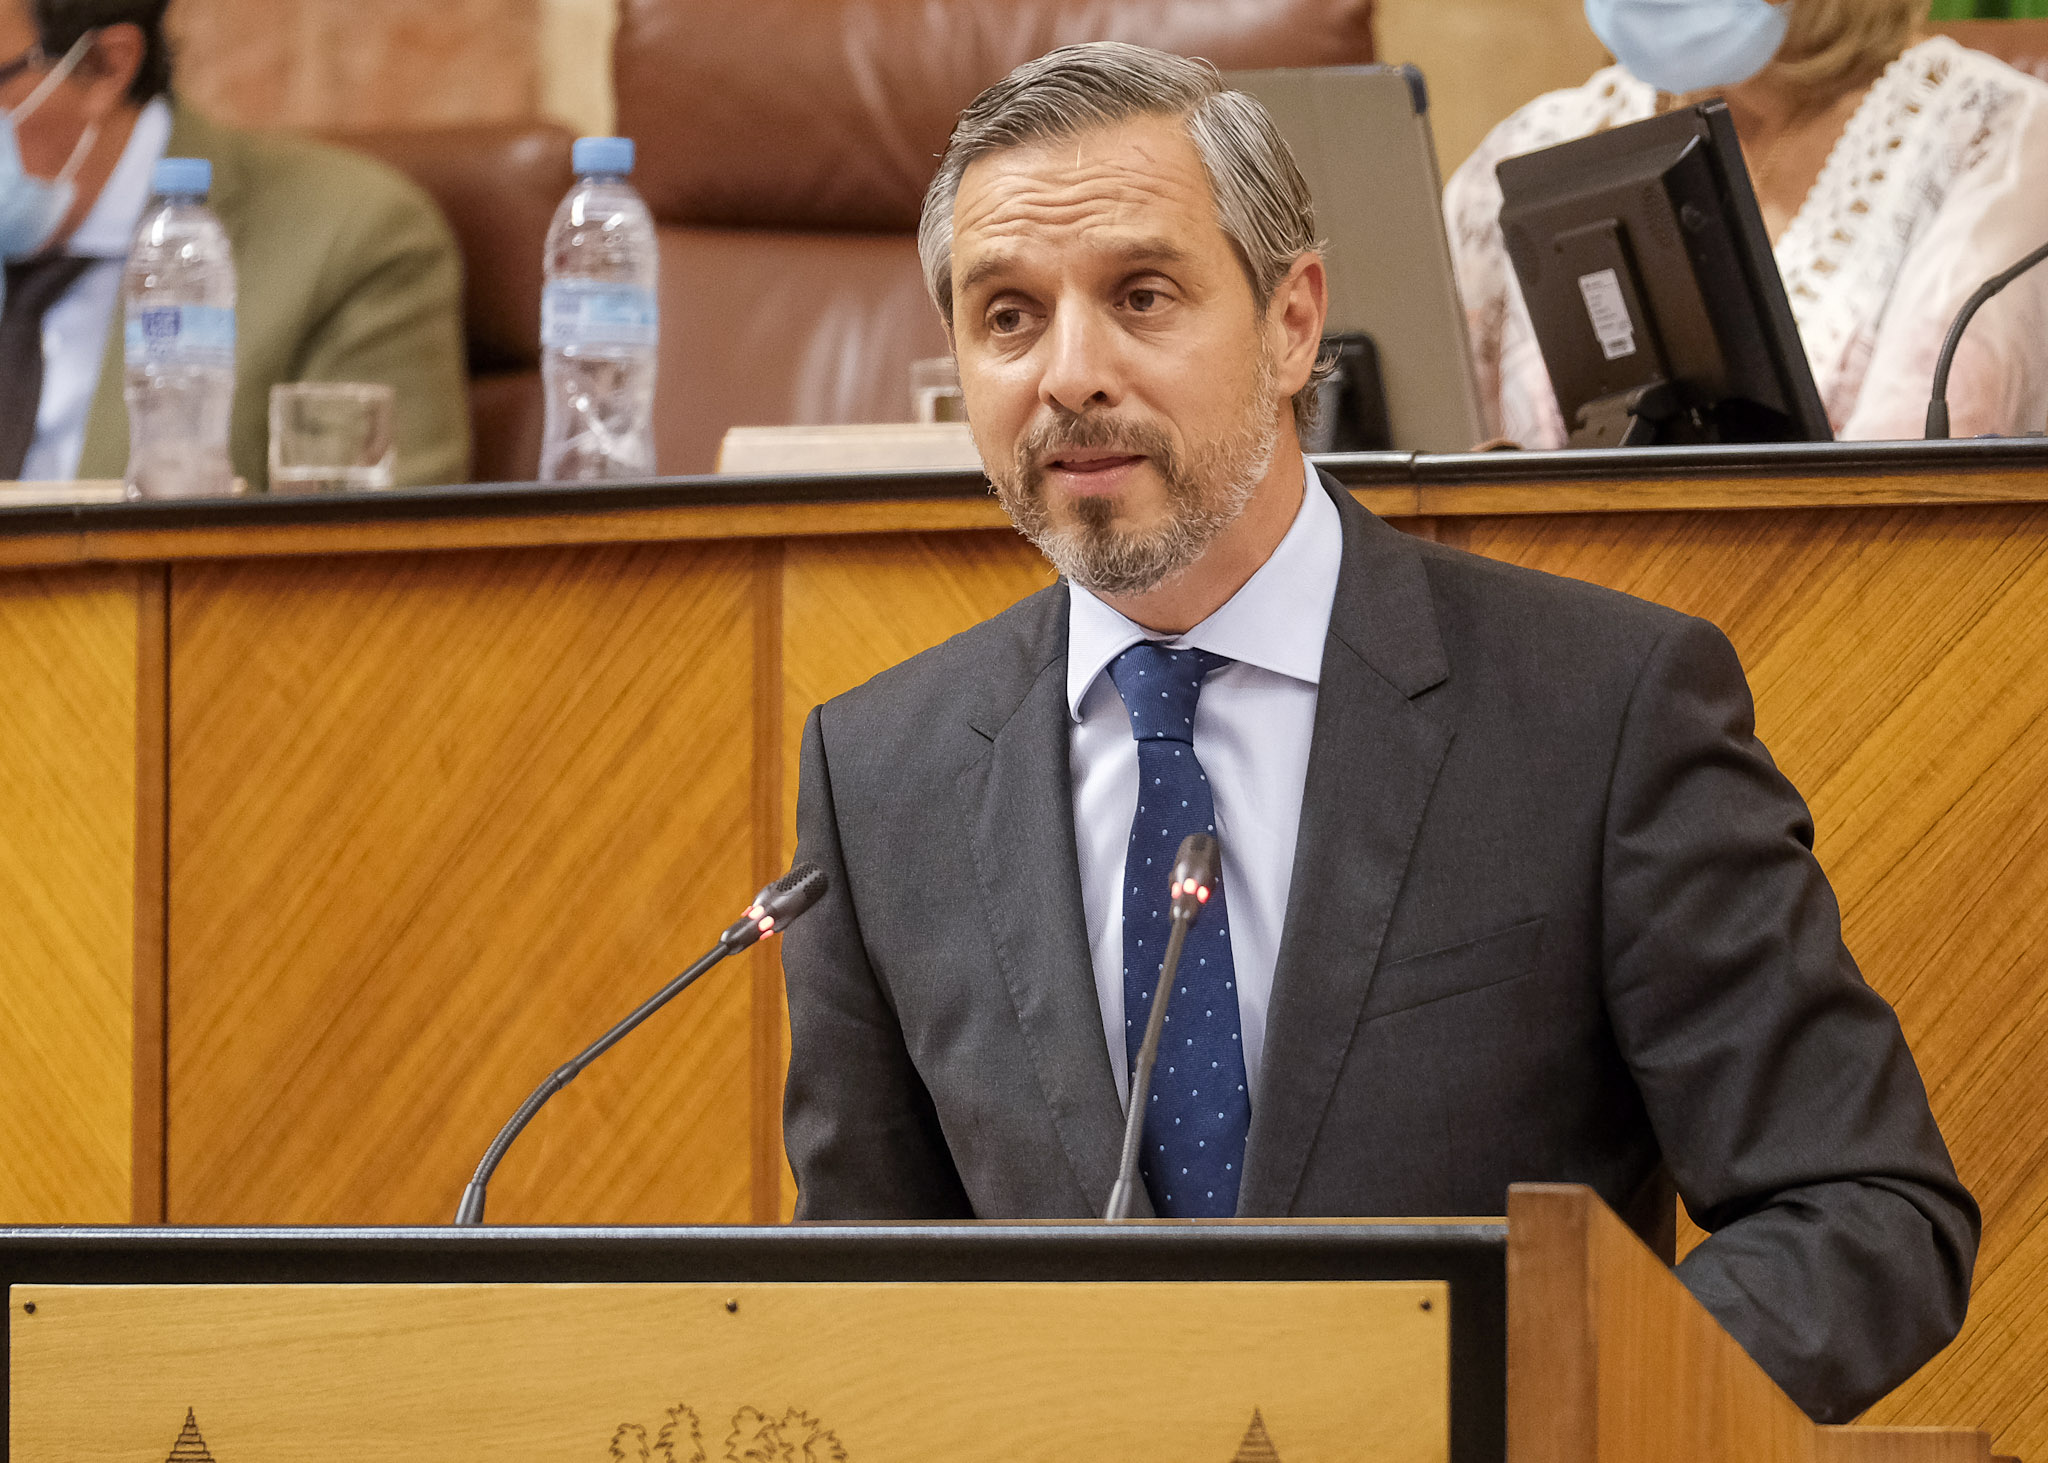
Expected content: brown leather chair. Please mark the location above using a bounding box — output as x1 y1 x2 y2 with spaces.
1935 19 2048 83
341 1 1377 481
615 0 1379 475
334 122 575 483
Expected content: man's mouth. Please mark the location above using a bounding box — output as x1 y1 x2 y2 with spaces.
1040 450 1148 493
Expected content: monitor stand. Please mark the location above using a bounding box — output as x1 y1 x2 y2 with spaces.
1571 381 1679 448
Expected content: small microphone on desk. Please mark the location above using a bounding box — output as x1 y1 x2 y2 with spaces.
453 862 829 1225
1926 236 2048 439
1105 833 1222 1223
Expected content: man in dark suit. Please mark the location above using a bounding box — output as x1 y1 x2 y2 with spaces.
780 41 1976 1423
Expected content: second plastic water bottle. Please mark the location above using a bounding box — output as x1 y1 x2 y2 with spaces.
540 136 659 482
123 157 237 499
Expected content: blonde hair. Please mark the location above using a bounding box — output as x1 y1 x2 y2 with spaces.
1765 0 1922 91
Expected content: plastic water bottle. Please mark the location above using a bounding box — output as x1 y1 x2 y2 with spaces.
540 136 659 482
122 157 236 499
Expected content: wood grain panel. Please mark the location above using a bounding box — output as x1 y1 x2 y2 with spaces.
1509 1185 1986 1463
0 567 139 1223
165 543 763 1225
1510 1184 1812 1463
749 541 785 1225
1439 508 2048 1459
13 1279 1447 1463
133 568 169 1224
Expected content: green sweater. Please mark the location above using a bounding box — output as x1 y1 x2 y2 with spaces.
78 101 471 491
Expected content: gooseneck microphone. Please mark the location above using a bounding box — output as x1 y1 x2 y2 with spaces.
452 863 829 1225
1105 833 1222 1223
1926 236 2048 439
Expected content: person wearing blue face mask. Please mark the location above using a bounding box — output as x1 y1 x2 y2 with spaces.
0 34 101 271
1444 0 2048 447
0 0 472 490
0 21 134 479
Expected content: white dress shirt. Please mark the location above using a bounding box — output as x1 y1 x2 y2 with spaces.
1067 457 1342 1109
21 97 171 483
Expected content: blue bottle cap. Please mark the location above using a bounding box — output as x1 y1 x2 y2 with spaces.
152 157 212 198
572 136 635 177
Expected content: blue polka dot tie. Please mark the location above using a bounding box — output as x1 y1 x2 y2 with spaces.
1107 642 1250 1218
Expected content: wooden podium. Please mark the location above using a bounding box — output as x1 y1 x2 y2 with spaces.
1 1186 1989 1463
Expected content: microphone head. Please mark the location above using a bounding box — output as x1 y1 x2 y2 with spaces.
1168 834 1221 920
758 862 829 924
724 863 830 950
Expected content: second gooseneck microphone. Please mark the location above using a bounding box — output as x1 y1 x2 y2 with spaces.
1926 235 2048 438
1105 833 1223 1223
452 863 828 1225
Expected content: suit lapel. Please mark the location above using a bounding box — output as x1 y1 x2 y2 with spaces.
1238 475 1454 1216
960 586 1142 1217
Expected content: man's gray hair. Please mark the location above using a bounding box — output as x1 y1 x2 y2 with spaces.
918 42 1329 431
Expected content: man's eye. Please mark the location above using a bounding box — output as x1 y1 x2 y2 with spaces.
1128 289 1160 312
988 307 1026 333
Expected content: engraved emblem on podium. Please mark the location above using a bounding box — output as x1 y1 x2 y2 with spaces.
164 1409 216 1463
1232 1408 1283 1463
609 1403 848 1463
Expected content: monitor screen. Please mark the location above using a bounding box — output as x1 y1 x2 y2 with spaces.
1495 100 1832 448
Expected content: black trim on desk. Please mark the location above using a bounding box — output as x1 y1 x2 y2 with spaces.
0 1222 1505 1463
4 437 2042 543
1407 436 2048 483
0 466 1003 538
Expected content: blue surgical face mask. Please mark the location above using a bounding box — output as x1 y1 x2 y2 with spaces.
0 35 101 263
1584 0 1791 94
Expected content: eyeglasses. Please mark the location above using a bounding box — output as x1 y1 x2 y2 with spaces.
0 46 48 92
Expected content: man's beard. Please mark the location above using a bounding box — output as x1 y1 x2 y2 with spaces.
986 350 1282 598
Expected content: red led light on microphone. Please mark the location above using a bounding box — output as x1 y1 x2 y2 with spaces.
1170 877 1212 903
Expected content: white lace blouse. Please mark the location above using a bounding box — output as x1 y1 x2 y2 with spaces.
1444 36 2048 445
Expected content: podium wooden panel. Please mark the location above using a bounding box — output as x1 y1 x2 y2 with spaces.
1 442 2046 1458
0 1188 1990 1463
16 1280 1451 1460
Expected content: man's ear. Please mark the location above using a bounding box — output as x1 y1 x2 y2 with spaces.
1267 252 1329 398
75 23 146 119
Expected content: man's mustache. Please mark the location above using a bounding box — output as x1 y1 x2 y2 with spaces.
1017 413 1177 475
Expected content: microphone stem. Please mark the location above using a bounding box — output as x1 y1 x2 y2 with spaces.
1926 235 2048 439
453 939 736 1226
1105 914 1193 1222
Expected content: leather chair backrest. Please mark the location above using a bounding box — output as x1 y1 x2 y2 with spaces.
330 122 573 482
618 0 1380 232
614 0 1378 472
335 122 576 373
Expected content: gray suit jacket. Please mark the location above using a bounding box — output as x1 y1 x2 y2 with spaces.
783 471 1977 1422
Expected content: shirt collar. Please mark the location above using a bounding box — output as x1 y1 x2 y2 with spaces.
67 96 173 260
1065 456 1344 721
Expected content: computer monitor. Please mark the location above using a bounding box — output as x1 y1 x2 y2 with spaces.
1495 100 1832 448
1229 66 1487 454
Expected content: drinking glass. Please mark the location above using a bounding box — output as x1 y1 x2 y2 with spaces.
268 382 397 493
909 356 967 423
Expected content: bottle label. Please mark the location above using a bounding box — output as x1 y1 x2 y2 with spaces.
126 305 237 369
543 281 658 350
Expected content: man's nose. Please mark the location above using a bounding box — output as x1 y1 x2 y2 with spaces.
1036 302 1124 416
